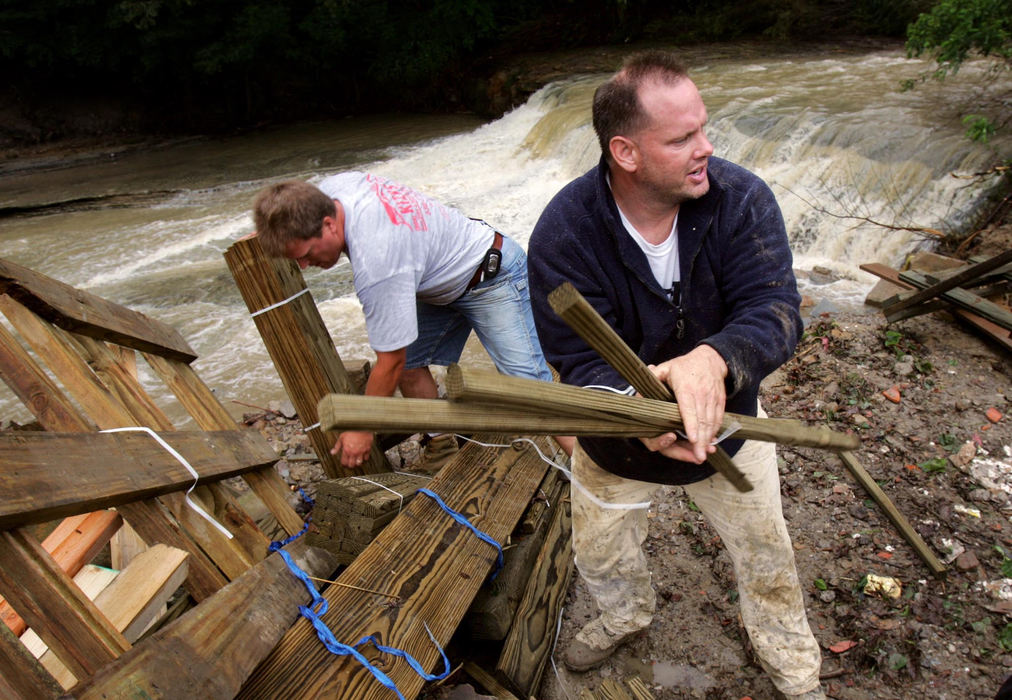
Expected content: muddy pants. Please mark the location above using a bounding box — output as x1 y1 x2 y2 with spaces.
571 406 822 696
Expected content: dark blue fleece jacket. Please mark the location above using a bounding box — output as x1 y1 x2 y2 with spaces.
528 156 802 485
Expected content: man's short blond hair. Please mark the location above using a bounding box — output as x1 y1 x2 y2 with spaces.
252 180 337 257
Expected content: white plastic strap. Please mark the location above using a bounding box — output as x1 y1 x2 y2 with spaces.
250 288 310 318
350 477 406 513
100 427 234 539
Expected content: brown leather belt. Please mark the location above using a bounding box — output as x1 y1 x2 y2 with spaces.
464 231 503 292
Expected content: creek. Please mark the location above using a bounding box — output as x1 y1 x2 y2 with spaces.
0 42 1007 424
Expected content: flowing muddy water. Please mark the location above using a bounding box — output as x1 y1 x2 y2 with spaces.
0 42 1007 424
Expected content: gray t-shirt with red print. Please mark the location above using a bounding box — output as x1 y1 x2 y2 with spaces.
317 171 494 352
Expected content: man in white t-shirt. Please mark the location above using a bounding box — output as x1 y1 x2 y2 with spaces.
253 173 574 469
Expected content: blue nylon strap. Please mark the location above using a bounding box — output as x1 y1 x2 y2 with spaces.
416 487 504 580
269 489 451 698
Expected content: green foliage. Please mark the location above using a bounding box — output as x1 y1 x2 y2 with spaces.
1000 623 1012 651
962 114 998 142
919 457 949 473
906 0 1012 76
814 578 829 590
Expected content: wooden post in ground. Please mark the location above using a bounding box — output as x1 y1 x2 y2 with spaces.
224 236 389 478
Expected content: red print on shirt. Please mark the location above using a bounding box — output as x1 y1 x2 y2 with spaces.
368 174 443 232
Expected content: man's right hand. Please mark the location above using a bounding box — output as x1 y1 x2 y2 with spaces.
333 430 374 468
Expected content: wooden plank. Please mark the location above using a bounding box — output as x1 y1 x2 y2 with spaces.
861 263 1012 351
238 436 552 700
495 491 573 697
466 469 564 640
32 545 190 690
0 317 95 432
0 528 129 680
882 249 1012 317
0 430 279 529
114 500 228 602
0 257 196 362
1 510 122 636
462 662 521 700
0 617 62 699
446 365 860 452
144 352 305 537
72 540 337 700
224 237 389 478
837 451 946 578
892 269 1012 329
547 282 752 493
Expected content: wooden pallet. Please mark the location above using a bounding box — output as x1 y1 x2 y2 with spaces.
0 257 334 697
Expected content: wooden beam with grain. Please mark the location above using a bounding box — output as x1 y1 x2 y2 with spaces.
0 257 196 362
224 236 389 478
0 511 122 637
238 436 553 700
71 540 337 700
0 430 279 529
546 282 752 493
446 364 860 452
882 248 1012 319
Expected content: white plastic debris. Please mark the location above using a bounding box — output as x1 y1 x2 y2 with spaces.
864 574 902 599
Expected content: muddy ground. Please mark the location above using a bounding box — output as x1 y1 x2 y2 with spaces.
242 225 1012 700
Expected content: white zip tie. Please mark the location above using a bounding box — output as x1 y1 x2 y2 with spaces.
350 477 406 513
302 421 321 433
100 427 234 539
250 288 311 318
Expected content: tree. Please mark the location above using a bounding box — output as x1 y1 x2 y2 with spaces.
905 0 1012 140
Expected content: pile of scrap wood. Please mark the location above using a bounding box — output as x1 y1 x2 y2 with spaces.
862 249 1012 351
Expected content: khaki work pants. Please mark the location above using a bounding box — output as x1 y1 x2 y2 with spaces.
570 407 822 696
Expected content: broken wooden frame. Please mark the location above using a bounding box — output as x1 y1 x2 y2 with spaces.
0 257 333 697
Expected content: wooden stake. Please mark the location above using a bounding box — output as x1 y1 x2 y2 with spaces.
547 282 752 492
446 365 859 451
837 450 946 578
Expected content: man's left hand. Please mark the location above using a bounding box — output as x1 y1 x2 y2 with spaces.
648 344 728 463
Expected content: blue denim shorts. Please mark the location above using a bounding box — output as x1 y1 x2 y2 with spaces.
405 235 554 382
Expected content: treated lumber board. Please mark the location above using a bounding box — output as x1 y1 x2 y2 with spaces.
495 492 573 697
861 263 1012 351
20 564 120 686
143 352 304 537
1 510 122 636
463 662 521 700
0 257 196 362
0 296 138 429
0 528 129 681
838 450 946 577
224 237 389 478
71 540 337 700
892 269 1012 329
238 435 553 700
0 316 95 432
446 365 859 451
466 469 564 640
34 545 190 689
546 282 751 493
0 430 278 529
0 617 62 699
882 249 1012 318
114 500 228 602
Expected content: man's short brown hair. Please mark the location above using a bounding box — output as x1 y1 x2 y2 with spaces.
252 180 337 257
592 51 690 161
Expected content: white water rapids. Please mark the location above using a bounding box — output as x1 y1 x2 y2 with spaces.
0 43 1007 424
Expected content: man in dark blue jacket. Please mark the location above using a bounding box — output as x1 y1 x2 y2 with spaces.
528 51 825 698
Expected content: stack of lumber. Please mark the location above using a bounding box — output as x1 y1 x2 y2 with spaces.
308 472 431 565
